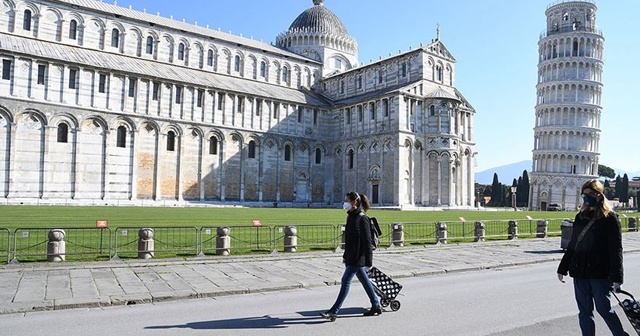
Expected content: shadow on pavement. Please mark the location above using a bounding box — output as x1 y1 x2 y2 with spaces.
524 250 565 254
144 308 365 330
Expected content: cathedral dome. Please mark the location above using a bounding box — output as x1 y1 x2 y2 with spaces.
287 0 350 39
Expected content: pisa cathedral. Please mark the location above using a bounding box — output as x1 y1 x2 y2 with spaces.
529 0 603 211
0 0 476 207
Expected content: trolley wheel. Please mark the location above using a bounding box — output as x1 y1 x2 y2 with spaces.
380 299 390 308
390 300 401 311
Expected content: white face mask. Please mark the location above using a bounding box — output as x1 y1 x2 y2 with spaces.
342 202 352 210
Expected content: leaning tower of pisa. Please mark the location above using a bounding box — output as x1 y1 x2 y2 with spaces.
529 0 604 211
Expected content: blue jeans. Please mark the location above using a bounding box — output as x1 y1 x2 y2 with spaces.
329 265 380 314
573 278 627 336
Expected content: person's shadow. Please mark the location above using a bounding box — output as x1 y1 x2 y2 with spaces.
144 308 365 330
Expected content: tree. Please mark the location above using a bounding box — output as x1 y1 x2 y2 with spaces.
490 173 503 207
620 174 629 204
598 164 615 178
517 170 530 208
614 175 622 199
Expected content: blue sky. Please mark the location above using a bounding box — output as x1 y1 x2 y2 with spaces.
113 0 640 175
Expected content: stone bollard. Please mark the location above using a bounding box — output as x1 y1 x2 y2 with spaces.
340 225 346 249
560 220 574 250
392 223 404 247
536 220 548 238
47 229 66 262
508 221 518 240
216 227 231 256
436 222 447 244
284 225 297 252
474 221 485 242
629 217 638 232
137 228 154 259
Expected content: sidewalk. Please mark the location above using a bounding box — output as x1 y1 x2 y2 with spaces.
1 234 640 315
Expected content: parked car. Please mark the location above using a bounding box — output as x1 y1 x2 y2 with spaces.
547 203 563 211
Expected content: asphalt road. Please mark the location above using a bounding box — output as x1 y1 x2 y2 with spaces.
1 255 639 336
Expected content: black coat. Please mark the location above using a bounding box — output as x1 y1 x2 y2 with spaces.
557 211 624 283
342 208 374 267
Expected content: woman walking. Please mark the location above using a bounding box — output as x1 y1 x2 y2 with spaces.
557 179 629 336
321 191 381 321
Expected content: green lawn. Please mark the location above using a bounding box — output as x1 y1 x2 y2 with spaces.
0 206 636 263
0 205 619 230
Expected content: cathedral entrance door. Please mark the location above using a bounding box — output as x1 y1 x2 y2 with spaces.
372 184 379 204
295 180 308 202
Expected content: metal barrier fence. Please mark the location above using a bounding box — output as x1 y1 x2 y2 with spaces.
112 226 199 259
200 226 273 255
273 225 338 251
546 218 566 235
391 222 438 245
0 228 9 264
12 227 112 262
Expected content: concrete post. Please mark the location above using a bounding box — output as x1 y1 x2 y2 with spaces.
536 220 548 238
284 225 297 252
392 223 404 247
561 220 574 250
137 228 154 259
474 221 485 242
508 220 518 240
436 222 447 244
629 217 638 232
47 229 66 262
216 227 231 256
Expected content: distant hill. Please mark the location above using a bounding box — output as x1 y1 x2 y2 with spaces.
475 162 640 185
612 168 640 179
475 160 531 185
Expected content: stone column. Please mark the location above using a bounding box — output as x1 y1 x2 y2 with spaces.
508 220 518 240
536 220 548 238
47 229 66 262
436 222 447 244
629 217 638 232
283 226 297 252
392 223 404 247
474 221 485 242
216 227 230 256
137 228 154 259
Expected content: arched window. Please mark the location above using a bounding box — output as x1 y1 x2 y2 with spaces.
429 105 436 116
283 67 289 84
116 126 127 148
167 131 176 151
348 149 354 169
69 20 77 40
23 10 32 31
315 148 322 164
111 28 120 48
209 136 218 155
178 43 185 61
57 123 68 143
248 140 256 159
207 49 214 67
260 61 267 78
145 36 154 55
234 55 241 72
284 144 292 161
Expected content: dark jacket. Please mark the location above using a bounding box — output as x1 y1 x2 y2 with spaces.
342 207 374 267
557 210 623 283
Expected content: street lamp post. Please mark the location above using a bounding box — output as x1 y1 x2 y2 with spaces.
511 186 517 211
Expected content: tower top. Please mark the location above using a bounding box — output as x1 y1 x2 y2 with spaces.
313 0 325 6
436 23 441 41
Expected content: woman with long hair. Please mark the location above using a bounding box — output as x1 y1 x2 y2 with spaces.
557 179 629 336
321 191 381 321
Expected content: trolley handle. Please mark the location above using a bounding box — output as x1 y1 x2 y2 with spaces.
613 289 637 305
